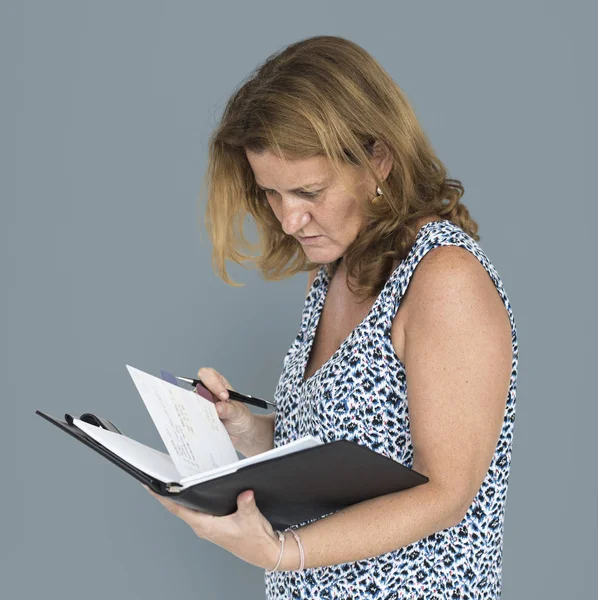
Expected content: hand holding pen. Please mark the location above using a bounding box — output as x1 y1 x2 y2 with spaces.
175 368 276 410
178 368 276 457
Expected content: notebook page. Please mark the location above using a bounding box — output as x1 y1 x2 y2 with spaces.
179 435 322 488
73 419 182 483
126 365 238 478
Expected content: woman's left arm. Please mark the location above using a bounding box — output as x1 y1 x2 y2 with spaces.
144 246 513 571
273 246 514 570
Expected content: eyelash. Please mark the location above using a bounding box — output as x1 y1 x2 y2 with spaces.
260 188 318 199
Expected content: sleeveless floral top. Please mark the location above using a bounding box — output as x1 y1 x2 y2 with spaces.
264 219 518 599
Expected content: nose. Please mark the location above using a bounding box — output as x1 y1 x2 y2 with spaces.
279 198 312 236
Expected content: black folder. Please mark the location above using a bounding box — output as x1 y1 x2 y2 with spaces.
36 410 429 530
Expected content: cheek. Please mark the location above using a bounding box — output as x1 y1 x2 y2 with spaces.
328 203 363 234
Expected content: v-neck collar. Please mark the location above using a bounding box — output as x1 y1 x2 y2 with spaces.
300 219 452 386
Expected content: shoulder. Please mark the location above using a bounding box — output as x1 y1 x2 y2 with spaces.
402 245 501 322
392 245 510 359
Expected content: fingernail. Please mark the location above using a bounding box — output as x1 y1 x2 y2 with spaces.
219 391 228 400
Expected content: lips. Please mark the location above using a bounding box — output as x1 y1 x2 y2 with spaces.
297 234 323 245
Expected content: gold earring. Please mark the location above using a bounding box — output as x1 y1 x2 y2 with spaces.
371 185 383 204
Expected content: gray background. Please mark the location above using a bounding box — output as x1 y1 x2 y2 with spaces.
4 1 596 598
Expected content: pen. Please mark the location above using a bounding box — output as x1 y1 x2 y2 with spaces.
175 376 277 410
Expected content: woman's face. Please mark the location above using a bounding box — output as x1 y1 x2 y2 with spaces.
245 148 377 265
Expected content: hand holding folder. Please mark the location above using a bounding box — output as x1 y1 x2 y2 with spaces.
36 365 428 530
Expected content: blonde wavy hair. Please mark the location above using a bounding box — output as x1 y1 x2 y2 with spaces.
203 35 479 299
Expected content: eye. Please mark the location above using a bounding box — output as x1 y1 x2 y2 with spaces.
259 188 319 199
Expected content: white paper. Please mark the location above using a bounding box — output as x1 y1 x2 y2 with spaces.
126 365 238 478
73 419 182 483
179 434 323 488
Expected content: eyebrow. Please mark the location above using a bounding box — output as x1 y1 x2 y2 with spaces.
255 180 324 193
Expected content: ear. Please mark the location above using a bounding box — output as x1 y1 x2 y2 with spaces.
371 140 393 183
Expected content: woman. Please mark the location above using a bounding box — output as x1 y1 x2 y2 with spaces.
145 35 518 599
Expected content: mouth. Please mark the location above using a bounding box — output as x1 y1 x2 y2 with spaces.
297 235 323 245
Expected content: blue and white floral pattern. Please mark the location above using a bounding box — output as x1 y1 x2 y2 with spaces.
265 220 518 599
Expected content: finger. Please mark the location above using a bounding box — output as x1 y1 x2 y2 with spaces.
142 485 179 509
197 367 230 401
144 486 213 524
150 492 200 521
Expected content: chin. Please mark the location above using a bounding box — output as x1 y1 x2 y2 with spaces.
302 247 342 264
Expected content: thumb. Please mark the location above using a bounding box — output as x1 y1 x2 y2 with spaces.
237 490 256 513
